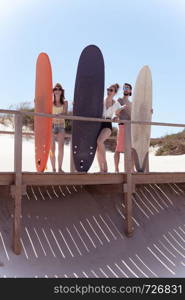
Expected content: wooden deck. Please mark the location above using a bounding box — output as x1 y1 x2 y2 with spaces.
0 172 125 186
132 172 185 184
1 109 185 255
1 171 185 186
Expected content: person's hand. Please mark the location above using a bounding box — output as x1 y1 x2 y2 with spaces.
116 104 127 113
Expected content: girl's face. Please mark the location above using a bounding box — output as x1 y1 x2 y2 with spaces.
53 87 62 96
107 87 115 96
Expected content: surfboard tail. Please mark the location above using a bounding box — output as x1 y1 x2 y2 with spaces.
132 148 149 172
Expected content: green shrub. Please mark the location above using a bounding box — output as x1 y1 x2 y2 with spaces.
154 129 185 155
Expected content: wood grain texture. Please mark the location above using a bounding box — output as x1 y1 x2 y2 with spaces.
13 113 22 254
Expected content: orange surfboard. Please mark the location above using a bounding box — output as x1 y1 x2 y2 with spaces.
34 53 52 172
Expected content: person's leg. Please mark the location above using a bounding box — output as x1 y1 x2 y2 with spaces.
114 151 120 172
96 128 111 172
50 134 56 172
57 130 65 172
114 124 124 173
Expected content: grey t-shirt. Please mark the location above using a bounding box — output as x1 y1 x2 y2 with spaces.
117 97 132 121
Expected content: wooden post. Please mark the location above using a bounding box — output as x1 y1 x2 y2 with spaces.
124 121 134 236
13 113 22 254
70 138 76 172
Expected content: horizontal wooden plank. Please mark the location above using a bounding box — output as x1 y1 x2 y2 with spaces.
131 121 185 128
2 108 185 128
132 172 185 184
22 172 126 186
0 130 33 136
0 109 124 124
1 171 185 186
0 173 14 185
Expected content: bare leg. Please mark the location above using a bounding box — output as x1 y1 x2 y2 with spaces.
114 151 120 172
96 128 111 172
58 131 65 172
50 135 56 172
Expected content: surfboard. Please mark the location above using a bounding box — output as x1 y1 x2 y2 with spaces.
72 45 104 172
131 65 152 172
34 53 53 172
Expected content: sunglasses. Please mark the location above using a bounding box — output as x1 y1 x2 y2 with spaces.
53 88 63 92
123 87 130 91
107 88 114 92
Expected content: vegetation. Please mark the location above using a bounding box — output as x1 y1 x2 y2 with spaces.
0 102 34 131
150 129 185 155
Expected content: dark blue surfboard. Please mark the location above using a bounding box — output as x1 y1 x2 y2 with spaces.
72 45 104 172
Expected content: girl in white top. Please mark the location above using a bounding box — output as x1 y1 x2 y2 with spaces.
96 83 121 172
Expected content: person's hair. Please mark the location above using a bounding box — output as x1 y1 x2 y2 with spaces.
124 83 132 96
53 83 65 105
110 83 120 93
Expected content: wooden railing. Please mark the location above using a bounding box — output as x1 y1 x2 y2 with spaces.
0 108 185 254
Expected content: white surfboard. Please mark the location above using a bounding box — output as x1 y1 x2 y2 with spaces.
131 65 152 172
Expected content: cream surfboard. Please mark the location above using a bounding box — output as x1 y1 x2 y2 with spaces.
131 65 152 172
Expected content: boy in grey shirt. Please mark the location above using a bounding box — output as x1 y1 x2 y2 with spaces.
114 83 132 172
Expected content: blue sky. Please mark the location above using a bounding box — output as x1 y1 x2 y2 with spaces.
0 0 185 137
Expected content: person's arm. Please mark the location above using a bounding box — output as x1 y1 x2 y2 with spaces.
115 104 127 115
112 102 124 121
